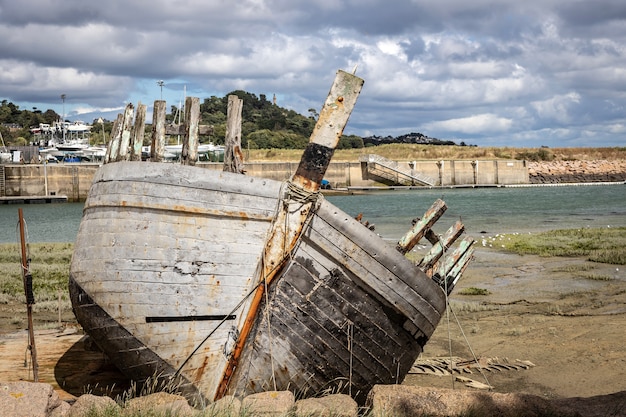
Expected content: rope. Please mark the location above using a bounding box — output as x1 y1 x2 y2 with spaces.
174 283 260 377
441 235 455 390
448 304 492 389
341 319 354 397
438 232 492 390
263 269 277 392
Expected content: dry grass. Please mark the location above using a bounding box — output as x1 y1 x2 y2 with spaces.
245 144 626 162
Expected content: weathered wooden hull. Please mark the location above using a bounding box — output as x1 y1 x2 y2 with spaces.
69 161 447 404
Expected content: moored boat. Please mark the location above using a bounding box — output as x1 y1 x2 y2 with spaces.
69 70 474 405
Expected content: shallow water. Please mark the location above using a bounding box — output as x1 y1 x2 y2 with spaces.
1 184 624 243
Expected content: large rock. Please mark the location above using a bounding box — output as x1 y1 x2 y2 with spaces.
0 381 65 417
122 392 195 416
206 395 241 415
67 394 119 417
241 391 295 416
294 393 358 417
366 385 566 417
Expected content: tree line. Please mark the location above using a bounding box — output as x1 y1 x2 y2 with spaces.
1 94 459 149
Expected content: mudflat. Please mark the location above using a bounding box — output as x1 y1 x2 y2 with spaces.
411 247 626 401
0 247 625 407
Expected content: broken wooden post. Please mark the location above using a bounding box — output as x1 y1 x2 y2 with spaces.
432 236 475 290
291 70 365 192
105 113 123 164
419 220 465 271
116 104 135 162
151 100 167 162
223 95 244 173
396 199 447 254
181 97 200 166
130 102 147 161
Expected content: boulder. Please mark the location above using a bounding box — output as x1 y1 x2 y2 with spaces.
366 385 565 417
67 393 119 417
294 393 358 417
122 392 194 416
241 390 295 416
0 381 65 417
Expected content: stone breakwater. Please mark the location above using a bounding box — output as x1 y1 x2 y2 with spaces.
528 159 626 184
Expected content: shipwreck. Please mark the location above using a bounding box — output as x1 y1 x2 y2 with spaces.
69 70 475 405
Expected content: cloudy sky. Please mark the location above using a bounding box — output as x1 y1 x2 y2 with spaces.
1 0 625 147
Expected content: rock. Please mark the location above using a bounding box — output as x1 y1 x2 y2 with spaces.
294 393 358 417
242 390 295 416
206 395 241 415
49 400 71 417
0 381 65 417
68 394 119 417
528 160 626 184
122 392 194 416
366 385 567 417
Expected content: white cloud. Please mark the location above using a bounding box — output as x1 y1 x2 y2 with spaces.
424 113 513 134
0 0 625 147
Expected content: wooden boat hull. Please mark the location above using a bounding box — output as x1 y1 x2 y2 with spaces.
69 161 447 404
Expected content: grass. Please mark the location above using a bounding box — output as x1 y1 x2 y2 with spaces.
457 287 491 296
488 227 626 265
245 144 626 162
0 242 73 305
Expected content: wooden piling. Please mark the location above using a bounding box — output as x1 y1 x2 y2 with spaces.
151 100 167 162
131 102 147 161
181 97 200 166
223 95 244 173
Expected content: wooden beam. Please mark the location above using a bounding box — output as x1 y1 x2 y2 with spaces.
396 199 447 255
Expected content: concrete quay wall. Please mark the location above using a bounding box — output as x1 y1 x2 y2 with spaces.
1 159 529 201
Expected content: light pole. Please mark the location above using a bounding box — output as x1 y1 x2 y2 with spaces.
60 94 66 142
157 80 164 100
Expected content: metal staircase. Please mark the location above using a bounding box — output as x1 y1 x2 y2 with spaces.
360 154 436 186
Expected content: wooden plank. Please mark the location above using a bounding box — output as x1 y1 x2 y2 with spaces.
396 199 447 254
419 220 465 270
314 200 445 309
302 218 440 336
433 236 475 286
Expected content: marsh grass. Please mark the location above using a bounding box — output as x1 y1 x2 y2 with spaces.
492 227 626 265
245 144 626 162
458 287 491 296
0 242 73 303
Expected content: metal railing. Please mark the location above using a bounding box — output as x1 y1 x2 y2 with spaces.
360 154 436 186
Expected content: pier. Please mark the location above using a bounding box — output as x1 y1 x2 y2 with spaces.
0 195 68 204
